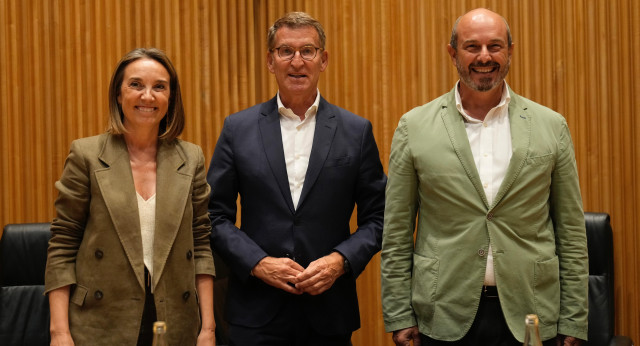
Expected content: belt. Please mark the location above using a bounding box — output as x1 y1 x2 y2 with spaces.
482 285 498 299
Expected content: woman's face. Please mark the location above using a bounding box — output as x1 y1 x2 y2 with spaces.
117 58 171 132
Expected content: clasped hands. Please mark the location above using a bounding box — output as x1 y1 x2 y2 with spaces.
251 252 345 295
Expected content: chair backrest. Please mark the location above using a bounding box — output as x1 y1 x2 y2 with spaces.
584 212 615 346
0 223 51 345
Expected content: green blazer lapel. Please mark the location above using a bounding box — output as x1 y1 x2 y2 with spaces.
440 91 490 208
94 134 146 290
492 91 531 208
153 140 191 287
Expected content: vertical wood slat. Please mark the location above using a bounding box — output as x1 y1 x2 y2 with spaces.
1 1 639 344
0 0 8 226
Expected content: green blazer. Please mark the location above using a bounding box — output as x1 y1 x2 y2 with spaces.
45 133 215 345
381 87 588 341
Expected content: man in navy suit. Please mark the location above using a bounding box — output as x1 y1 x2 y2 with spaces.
207 11 386 345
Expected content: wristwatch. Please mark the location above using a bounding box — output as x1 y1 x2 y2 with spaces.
343 257 351 274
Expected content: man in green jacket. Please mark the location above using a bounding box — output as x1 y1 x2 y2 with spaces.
381 8 588 346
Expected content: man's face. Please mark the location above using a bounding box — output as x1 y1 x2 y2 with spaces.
448 11 513 92
267 26 328 101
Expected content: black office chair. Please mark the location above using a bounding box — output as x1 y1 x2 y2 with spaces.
0 223 51 345
584 212 633 346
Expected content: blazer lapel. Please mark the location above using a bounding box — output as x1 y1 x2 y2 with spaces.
94 134 146 290
152 140 192 288
491 92 531 208
298 98 337 209
259 98 296 213
440 93 490 208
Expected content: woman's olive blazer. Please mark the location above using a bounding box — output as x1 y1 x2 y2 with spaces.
45 133 215 345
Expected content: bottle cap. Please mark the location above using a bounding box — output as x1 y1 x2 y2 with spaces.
525 314 539 325
153 321 167 333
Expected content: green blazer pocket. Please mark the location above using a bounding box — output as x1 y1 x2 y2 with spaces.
525 153 554 166
411 253 439 320
533 256 560 325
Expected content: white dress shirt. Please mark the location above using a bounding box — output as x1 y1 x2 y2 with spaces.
137 192 156 290
455 81 512 286
277 90 320 210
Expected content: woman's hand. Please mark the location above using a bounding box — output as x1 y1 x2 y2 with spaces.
50 330 75 346
196 328 215 346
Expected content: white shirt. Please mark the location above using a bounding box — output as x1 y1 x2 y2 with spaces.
277 90 320 209
137 192 156 289
455 81 512 286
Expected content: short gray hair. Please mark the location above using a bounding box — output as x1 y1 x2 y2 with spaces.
267 12 326 50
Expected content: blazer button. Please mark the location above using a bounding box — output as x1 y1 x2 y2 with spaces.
478 249 485 257
95 250 104 259
182 291 190 301
186 250 193 260
486 213 494 221
94 290 103 300
294 218 301 226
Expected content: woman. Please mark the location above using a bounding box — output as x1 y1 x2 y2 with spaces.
45 48 216 345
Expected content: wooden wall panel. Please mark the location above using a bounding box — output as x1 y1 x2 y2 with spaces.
1 1 639 344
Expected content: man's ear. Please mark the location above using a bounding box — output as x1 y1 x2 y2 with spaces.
446 44 457 65
320 50 329 72
267 50 275 74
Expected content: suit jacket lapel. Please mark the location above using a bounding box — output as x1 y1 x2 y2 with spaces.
440 92 490 208
152 140 192 288
298 98 337 209
491 91 531 208
94 134 145 290
259 98 296 213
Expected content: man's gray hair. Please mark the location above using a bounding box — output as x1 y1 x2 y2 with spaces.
267 12 326 50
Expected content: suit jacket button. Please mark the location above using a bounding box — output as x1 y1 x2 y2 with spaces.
186 250 193 260
294 218 300 226
486 213 494 221
478 249 485 256
183 291 190 301
94 290 103 300
95 250 104 259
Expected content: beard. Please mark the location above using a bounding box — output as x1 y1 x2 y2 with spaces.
456 58 510 92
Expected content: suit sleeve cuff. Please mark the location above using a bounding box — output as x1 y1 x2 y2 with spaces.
244 254 268 281
557 323 588 342
383 316 417 333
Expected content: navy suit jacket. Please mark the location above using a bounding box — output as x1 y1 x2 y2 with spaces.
207 96 386 334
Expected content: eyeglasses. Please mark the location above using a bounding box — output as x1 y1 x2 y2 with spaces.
271 45 322 61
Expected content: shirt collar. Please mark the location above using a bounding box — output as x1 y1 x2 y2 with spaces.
454 81 511 123
277 90 321 121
